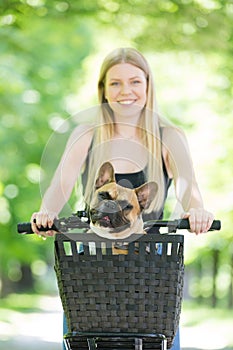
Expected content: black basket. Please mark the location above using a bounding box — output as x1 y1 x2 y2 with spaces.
54 233 184 349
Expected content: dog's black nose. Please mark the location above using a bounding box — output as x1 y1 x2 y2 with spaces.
102 200 118 213
89 200 119 220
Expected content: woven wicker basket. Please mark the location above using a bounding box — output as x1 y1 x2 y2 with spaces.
54 233 184 349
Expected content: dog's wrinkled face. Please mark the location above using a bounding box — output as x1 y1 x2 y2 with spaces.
89 162 158 239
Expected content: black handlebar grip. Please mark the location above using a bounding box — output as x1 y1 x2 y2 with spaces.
17 222 34 234
17 222 58 234
177 218 221 231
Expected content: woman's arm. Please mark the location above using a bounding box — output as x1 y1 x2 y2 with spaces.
162 126 214 234
31 124 94 234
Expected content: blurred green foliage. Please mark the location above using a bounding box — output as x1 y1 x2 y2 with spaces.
0 3 94 293
0 0 232 306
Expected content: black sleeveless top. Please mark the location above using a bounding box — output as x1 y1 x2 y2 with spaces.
115 162 172 221
115 169 146 189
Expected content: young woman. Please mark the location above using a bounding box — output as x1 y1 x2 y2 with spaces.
31 47 214 349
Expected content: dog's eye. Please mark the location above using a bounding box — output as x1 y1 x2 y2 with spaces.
118 200 133 211
98 191 112 200
124 204 133 211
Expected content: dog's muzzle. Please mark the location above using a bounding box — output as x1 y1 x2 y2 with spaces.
90 200 130 231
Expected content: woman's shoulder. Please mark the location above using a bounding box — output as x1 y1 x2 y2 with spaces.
161 125 190 163
71 123 95 137
161 125 187 145
68 123 95 146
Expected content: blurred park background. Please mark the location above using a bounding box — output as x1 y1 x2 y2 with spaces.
0 0 233 349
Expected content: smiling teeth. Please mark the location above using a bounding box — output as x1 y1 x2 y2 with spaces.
118 100 134 105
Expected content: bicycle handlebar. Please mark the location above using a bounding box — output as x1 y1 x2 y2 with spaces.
17 211 221 234
144 219 221 231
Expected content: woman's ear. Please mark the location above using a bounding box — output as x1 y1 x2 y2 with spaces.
104 87 108 101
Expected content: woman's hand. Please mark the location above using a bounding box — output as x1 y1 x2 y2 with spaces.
31 211 58 237
182 208 214 235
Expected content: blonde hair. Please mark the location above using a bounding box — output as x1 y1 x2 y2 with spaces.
84 48 165 213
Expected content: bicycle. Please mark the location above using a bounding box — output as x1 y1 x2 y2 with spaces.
18 214 221 350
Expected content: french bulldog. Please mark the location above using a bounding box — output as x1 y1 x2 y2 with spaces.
89 162 158 240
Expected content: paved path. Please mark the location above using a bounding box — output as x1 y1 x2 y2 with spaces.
0 295 63 350
1 296 233 350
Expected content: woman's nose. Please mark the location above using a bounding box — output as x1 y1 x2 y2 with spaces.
120 83 131 94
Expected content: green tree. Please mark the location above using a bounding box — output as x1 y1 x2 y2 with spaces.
0 10 93 294
0 0 232 305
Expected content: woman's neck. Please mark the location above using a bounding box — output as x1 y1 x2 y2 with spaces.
114 122 140 140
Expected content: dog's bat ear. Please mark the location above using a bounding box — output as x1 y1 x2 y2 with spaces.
135 182 158 210
95 162 116 189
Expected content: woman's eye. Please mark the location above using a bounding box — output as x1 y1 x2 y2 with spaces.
110 81 120 86
132 80 141 85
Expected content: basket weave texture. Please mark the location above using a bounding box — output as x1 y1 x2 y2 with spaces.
54 233 184 348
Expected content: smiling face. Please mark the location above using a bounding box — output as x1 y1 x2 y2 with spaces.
104 63 147 120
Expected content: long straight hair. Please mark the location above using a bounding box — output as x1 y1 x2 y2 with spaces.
84 48 165 213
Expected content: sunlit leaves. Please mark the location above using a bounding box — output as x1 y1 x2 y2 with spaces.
0 9 94 294
0 0 232 303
